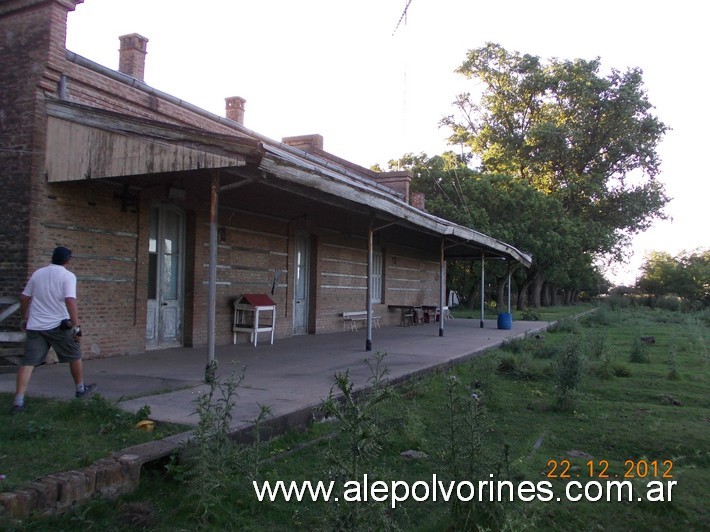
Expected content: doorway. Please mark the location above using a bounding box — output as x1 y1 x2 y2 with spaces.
146 205 185 348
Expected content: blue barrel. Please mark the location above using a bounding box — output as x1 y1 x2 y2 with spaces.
497 312 512 330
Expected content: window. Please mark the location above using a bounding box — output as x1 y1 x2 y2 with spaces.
372 251 383 303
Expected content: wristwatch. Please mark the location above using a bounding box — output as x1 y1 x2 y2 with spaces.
72 325 82 337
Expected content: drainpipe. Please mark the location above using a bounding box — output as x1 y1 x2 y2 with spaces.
366 224 373 351
206 171 219 382
480 253 485 328
439 239 445 337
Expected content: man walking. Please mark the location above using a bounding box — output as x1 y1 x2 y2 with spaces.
11 246 96 414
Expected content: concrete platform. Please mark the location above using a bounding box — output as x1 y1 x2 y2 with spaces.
1 318 549 432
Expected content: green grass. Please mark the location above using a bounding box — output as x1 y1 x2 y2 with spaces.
451 301 596 322
0 394 189 491
3 304 709 531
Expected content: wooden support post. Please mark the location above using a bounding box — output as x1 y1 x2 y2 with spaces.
206 171 219 382
366 224 373 351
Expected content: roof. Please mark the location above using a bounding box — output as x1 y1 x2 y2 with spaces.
48 52 533 268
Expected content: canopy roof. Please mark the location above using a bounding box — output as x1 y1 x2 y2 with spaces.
44 92 532 268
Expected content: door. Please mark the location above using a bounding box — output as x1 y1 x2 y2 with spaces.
146 205 185 348
293 232 310 335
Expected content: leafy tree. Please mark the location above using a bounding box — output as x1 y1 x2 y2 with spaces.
389 152 592 308
441 42 670 260
637 249 710 305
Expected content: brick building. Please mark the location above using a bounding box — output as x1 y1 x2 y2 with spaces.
0 0 531 361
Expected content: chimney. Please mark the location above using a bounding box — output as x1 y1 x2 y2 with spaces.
410 191 426 211
118 33 149 81
372 170 412 203
282 134 324 153
225 96 246 124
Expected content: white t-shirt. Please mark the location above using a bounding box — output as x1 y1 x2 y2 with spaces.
22 264 77 331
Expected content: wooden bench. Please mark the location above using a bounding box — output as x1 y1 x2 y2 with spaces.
342 311 381 331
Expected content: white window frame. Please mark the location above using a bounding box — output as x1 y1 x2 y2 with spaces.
371 250 383 303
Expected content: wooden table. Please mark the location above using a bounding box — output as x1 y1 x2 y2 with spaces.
388 305 438 326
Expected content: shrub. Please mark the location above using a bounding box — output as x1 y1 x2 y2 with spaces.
612 363 632 378
655 294 685 312
605 294 632 310
549 319 580 334
521 310 540 321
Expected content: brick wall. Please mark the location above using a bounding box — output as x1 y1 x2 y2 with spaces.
0 453 142 520
0 1 78 316
0 0 444 357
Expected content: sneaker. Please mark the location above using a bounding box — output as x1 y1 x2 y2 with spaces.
75 383 97 399
10 404 25 415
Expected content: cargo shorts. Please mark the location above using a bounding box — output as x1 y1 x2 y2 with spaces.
22 326 82 366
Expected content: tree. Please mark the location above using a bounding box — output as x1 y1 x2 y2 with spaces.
441 43 670 260
389 152 593 309
637 249 710 305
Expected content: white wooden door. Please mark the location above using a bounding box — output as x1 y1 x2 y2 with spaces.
146 205 184 348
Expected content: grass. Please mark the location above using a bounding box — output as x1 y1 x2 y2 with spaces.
0 394 189 491
2 303 708 530
451 301 596 322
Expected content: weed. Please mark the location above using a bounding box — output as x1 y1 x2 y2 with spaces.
685 316 708 359
441 375 484 522
497 354 517 375
629 333 651 363
611 362 632 378
594 353 614 380
667 342 680 380
583 304 613 326
320 352 396 531
585 330 607 360
500 336 528 354
549 319 580 334
182 367 245 524
497 352 540 381
134 404 152 422
552 336 585 410
439 375 517 529
531 340 558 360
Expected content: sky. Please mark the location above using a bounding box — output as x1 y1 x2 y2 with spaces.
65 0 708 285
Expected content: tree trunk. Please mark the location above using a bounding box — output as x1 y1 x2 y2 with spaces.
531 273 544 308
516 278 530 310
496 275 506 312
541 282 552 307
467 283 478 310
565 289 575 305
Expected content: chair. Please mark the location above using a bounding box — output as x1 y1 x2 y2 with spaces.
434 306 453 322
400 307 414 326
413 306 423 325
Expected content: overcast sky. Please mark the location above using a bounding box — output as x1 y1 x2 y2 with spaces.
65 0 708 284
